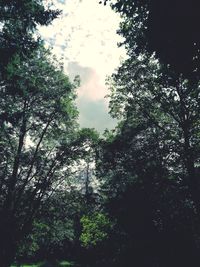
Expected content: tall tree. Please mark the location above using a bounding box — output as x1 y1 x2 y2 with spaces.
0 46 80 267
103 0 200 81
97 53 200 267
104 0 200 217
110 53 200 210
0 2 65 265
97 1 200 266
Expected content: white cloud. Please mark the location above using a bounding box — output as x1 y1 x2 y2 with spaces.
40 0 126 132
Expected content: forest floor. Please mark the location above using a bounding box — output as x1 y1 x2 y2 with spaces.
11 260 75 267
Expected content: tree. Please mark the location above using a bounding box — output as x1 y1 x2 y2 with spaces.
0 46 80 267
17 189 86 263
96 2 200 266
96 54 200 266
103 0 200 228
110 52 200 210
73 128 100 207
0 0 60 75
80 212 112 250
103 0 200 81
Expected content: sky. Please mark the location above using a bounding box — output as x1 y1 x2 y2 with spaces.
39 0 126 133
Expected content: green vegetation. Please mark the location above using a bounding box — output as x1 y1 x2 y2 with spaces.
80 212 112 247
11 261 74 267
2 0 200 267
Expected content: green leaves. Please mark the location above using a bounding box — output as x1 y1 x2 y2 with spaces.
0 25 79 267
80 212 112 248
0 0 61 77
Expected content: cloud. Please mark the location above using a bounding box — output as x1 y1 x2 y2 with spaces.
77 96 117 133
67 62 106 101
67 61 117 132
40 0 125 132
67 61 92 84
41 0 126 76
67 61 108 101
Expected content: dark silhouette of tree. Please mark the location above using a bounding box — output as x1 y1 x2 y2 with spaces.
96 42 200 267
103 0 200 82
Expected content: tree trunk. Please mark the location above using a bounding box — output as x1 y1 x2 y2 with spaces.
0 214 18 267
0 241 16 267
183 127 200 214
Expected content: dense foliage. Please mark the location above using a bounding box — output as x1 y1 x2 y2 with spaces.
103 0 200 80
80 212 112 247
2 1 200 267
0 1 81 266
96 1 200 267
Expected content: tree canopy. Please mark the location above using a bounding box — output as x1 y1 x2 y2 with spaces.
3 1 200 267
0 1 82 266
103 0 200 81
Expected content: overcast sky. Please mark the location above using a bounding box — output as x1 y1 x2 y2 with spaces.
39 0 126 133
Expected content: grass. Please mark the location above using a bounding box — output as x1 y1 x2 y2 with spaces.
59 261 74 266
11 265 39 267
11 260 75 267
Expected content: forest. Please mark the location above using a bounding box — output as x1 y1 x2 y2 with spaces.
1 0 200 266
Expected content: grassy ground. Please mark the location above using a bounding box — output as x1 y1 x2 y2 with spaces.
11 260 74 267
